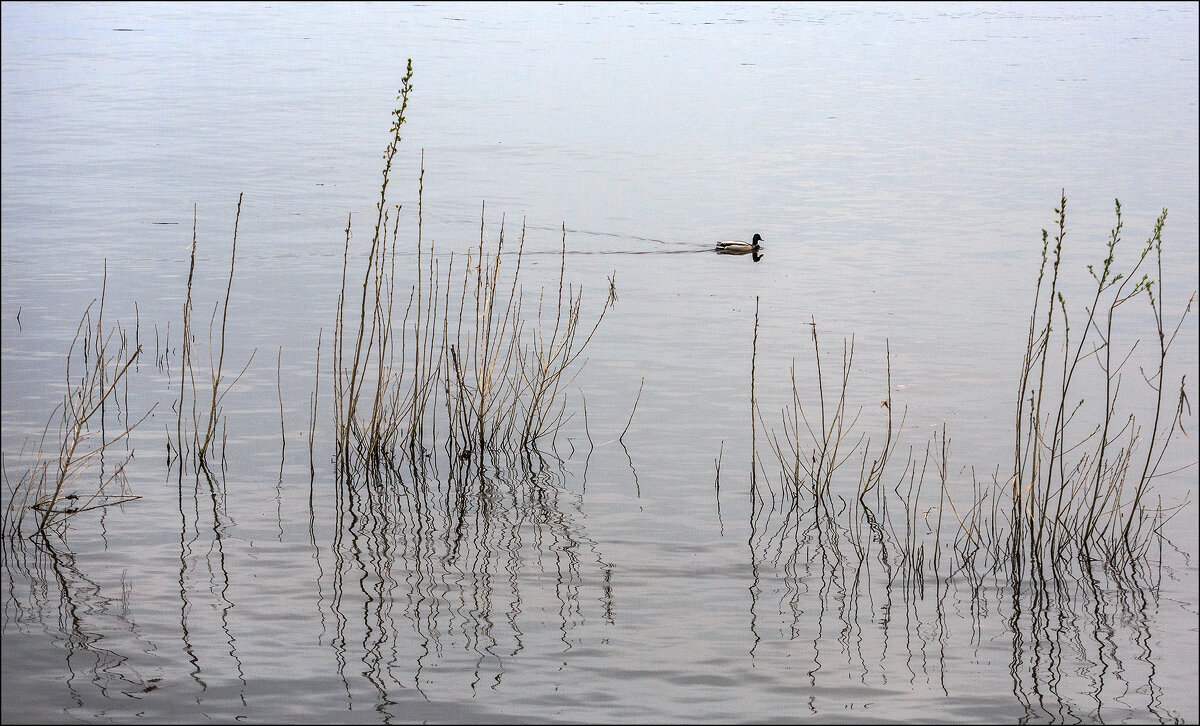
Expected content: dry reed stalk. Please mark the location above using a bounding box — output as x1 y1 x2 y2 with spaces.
198 192 244 461
310 328 322 482
277 346 286 461
339 62 414 457
164 195 257 477
174 204 199 467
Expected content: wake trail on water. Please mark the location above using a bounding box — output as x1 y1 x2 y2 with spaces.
521 223 713 255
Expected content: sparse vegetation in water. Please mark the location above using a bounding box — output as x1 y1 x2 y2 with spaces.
2 59 615 544
1010 193 1193 572
751 191 1195 590
169 195 256 478
0 51 1188 607
332 60 613 481
2 265 151 540
0 55 1194 724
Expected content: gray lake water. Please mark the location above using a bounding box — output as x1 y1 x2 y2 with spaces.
2 2 1198 723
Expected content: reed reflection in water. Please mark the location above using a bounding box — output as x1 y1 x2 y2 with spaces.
323 454 612 702
746 495 1176 723
2 535 158 710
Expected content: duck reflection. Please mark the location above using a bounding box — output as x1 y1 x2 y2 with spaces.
717 248 763 262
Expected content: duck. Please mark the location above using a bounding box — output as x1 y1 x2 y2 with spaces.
715 233 763 254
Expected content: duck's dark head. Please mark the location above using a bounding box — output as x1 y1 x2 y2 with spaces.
752 233 764 246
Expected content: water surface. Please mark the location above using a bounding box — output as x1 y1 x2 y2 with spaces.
2 3 1198 723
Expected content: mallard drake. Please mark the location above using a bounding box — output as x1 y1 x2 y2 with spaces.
715 233 763 254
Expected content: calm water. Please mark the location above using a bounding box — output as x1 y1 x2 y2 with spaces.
3 2 1198 723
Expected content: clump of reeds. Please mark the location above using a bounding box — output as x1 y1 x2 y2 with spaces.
3 190 252 540
750 314 937 591
333 60 611 479
332 61 415 467
440 217 609 466
1009 192 1194 573
2 267 153 540
752 192 1194 588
